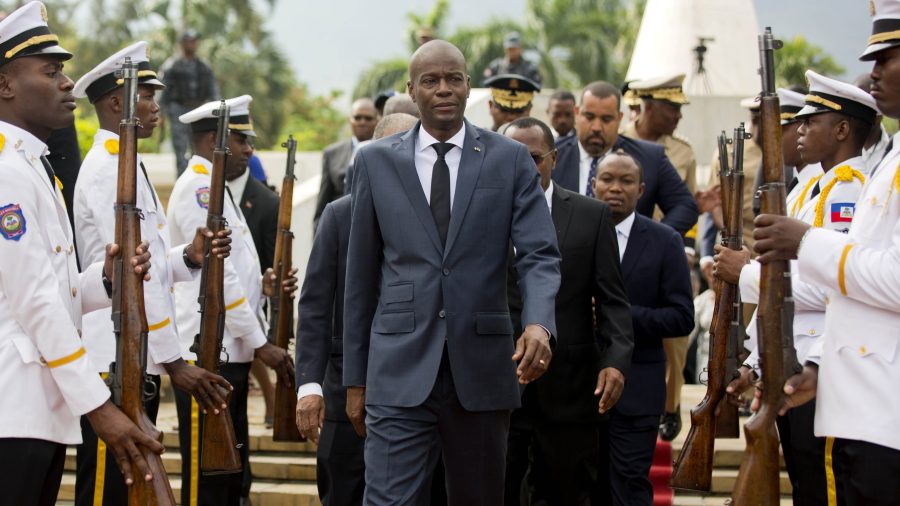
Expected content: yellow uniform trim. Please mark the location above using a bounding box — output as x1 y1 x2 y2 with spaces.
781 112 797 121
115 70 159 85
228 122 253 130
148 317 171 331
4 34 59 58
104 139 119 155
55 176 63 191
190 393 200 506
225 297 246 311
869 30 900 45
93 372 109 506
825 436 837 505
46 346 86 368
191 164 209 175
838 243 855 296
813 166 865 228
791 175 823 218
806 94 842 111
0 132 5 153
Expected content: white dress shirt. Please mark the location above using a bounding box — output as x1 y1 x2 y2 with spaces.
414 123 466 207
615 212 636 261
227 168 251 206
544 181 554 211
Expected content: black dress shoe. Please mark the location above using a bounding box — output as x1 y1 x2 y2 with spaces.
659 407 682 441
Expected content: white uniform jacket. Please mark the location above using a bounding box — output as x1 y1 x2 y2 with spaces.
74 129 190 375
0 121 110 444
167 155 267 363
798 138 900 451
740 159 863 374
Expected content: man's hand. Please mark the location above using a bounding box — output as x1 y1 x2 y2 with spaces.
779 365 818 416
163 358 232 415
713 244 752 284
255 342 294 386
512 324 552 384
263 267 300 298
346 387 367 437
104 241 151 282
187 227 232 265
296 394 325 443
85 400 165 486
753 214 811 263
695 186 722 214
595 367 624 414
725 365 755 406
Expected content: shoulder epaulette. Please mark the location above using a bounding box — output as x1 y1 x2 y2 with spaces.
104 139 119 155
192 164 209 175
0 132 5 154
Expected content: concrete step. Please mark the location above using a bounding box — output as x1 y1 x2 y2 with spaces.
673 495 793 506
56 472 321 506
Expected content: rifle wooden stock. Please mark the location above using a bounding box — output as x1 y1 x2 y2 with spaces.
271 135 302 442
731 29 802 505
195 102 243 475
109 59 176 505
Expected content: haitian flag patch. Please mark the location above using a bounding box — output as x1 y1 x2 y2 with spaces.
195 187 210 209
830 202 855 223
0 203 26 241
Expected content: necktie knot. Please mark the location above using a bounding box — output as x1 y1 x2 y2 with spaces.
432 142 454 159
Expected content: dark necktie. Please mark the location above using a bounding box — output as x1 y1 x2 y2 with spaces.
787 175 799 193
430 142 453 246
585 157 600 197
871 137 894 177
140 161 158 209
810 181 821 200
39 154 56 188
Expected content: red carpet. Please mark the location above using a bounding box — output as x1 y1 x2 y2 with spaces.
650 436 674 506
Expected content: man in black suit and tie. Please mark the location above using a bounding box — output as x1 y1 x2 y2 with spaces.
553 81 699 235
502 118 633 505
593 152 694 506
343 40 561 505
313 98 378 228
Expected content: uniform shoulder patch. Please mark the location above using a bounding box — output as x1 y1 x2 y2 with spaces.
104 139 119 155
195 187 210 209
830 202 855 223
0 203 26 241
192 164 209 175
0 132 5 154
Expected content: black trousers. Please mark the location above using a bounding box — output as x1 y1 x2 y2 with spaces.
317 419 366 506
174 362 251 506
604 410 660 506
74 374 161 506
505 393 600 506
0 438 67 506
830 437 900 506
775 398 826 506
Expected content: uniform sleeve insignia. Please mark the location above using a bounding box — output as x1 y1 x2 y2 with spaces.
104 139 119 155
830 202 855 223
195 187 210 209
0 203 26 241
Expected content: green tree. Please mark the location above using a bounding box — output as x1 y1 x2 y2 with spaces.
775 35 846 88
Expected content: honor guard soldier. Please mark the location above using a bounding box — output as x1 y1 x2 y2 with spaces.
622 74 697 195
753 2 900 494
71 41 233 506
484 73 540 132
168 95 296 505
0 2 166 504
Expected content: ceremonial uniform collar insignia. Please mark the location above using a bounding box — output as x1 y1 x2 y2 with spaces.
0 203 26 241
104 138 119 155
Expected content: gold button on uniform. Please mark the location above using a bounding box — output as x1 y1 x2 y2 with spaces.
860 346 867 355
55 245 61 253
71 287 77 297
809 328 816 335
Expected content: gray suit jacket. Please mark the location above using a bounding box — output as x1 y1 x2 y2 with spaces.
313 138 352 228
343 120 561 411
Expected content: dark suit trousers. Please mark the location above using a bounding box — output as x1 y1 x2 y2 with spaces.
605 410 659 506
505 391 599 506
830 437 900 505
0 438 67 506
364 349 510 506
75 375 161 506
174 362 251 506
317 420 366 506
775 398 826 506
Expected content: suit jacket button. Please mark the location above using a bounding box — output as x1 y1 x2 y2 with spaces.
439 310 446 318
442 268 450 276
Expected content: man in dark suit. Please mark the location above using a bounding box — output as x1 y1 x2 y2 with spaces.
592 151 694 506
552 81 699 235
502 118 633 505
295 112 420 506
343 40 561 505
238 175 279 271
313 98 378 228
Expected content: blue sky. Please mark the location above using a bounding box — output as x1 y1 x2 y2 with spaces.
266 0 872 103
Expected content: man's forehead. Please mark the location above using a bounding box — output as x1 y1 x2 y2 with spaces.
599 156 639 173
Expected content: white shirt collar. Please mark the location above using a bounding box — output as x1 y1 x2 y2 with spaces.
0 120 49 160
544 181 554 211
615 211 636 239
227 168 251 204
416 123 466 153
577 138 593 163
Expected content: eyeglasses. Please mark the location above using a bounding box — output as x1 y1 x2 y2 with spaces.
530 149 556 165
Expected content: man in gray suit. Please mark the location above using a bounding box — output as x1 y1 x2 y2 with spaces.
343 40 561 505
313 98 378 228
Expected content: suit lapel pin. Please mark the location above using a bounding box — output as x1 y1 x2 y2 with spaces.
245 201 253 209
474 146 482 152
